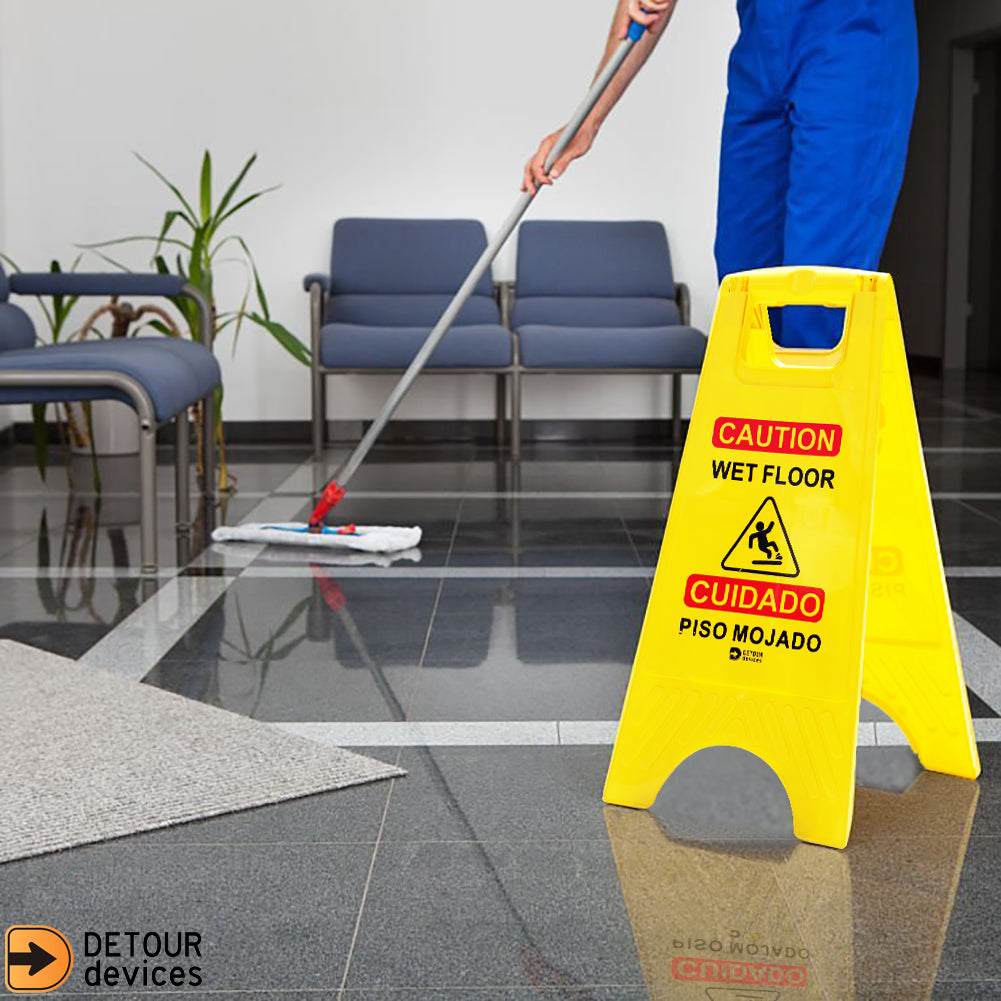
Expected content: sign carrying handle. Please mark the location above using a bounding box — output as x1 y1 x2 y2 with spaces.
711 268 887 387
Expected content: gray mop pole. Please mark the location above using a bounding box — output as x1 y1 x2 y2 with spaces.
310 20 650 523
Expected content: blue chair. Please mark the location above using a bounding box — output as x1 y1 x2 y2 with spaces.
0 266 219 572
511 220 706 451
304 218 515 455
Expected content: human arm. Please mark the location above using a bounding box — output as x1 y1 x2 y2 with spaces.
521 0 679 193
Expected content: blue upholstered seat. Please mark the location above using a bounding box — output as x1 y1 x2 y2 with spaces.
321 324 511 369
512 221 706 370
0 339 220 422
0 260 220 572
516 324 707 369
0 292 220 422
314 218 512 372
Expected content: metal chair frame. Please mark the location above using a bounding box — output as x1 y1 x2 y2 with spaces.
0 283 215 574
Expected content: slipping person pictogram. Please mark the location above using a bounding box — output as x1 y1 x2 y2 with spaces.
749 519 782 564
722 497 799 578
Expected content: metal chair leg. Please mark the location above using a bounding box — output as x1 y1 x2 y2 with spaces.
139 418 158 575
495 374 506 448
200 390 216 540
511 366 522 461
672 372 682 444
312 367 326 456
200 391 215 496
175 408 191 532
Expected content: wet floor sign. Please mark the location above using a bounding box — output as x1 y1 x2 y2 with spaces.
603 268 980 848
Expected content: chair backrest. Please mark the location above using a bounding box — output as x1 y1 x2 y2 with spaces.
512 220 680 328
326 218 500 327
0 263 36 352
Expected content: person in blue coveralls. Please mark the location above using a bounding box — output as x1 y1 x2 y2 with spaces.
522 0 918 349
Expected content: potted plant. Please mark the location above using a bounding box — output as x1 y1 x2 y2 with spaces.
85 151 310 492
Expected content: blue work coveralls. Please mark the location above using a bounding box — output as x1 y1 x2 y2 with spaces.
714 0 918 347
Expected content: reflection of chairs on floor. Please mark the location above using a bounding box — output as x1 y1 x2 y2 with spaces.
514 579 648 665
311 570 492 670
511 221 706 452
0 266 219 572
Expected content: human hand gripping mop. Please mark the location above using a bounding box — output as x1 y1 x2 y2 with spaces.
212 18 652 554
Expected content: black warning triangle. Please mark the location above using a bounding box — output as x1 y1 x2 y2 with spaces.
721 496 800 578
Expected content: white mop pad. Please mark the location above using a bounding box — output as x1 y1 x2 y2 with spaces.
211 523 422 554
211 541 423 568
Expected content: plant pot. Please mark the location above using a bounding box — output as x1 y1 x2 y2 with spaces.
69 400 140 456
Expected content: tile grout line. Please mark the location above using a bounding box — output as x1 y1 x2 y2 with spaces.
612 493 647 572
236 565 658 579
765 859 837 1001
401 497 465 721
5 562 1001 580
954 496 1001 531
274 718 1001 747
336 772 397 998
78 460 318 681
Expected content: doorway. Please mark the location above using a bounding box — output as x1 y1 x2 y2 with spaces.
967 41 1001 371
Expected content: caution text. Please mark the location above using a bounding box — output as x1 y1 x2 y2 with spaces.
713 417 842 457
671 956 807 987
685 574 826 623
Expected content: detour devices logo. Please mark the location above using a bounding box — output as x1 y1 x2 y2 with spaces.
5 926 73 993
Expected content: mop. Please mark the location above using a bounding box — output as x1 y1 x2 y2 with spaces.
213 18 652 554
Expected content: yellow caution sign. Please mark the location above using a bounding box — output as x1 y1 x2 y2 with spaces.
603 267 980 848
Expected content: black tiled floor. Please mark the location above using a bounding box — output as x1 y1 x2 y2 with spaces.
450 496 642 567
382 745 616 843
0 575 162 658
410 578 645 720
0 842 373 992
344 840 643 992
947 577 1001 646
145 576 440 720
5 373 1001 998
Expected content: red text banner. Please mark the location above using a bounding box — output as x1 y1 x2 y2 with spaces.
713 417 842 457
684 574 826 623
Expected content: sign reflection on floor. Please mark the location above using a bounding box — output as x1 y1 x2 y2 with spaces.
605 748 978 1000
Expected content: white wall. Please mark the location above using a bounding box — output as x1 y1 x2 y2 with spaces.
0 0 737 424
0 48 11 433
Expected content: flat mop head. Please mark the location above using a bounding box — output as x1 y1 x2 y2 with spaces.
211 523 422 554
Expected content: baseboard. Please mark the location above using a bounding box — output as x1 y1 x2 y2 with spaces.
238 418 686 445
6 418 687 448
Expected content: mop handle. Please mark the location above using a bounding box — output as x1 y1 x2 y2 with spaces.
310 20 649 526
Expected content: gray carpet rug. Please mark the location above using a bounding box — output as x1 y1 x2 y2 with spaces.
0 640 403 863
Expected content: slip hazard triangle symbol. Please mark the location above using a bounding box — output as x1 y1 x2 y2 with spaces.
721 496 800 578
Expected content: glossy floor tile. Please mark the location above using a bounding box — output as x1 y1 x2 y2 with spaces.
0 574 163 658
145 576 441 720
4 371 1001 999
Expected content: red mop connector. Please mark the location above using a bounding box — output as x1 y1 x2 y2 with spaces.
308 481 345 531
